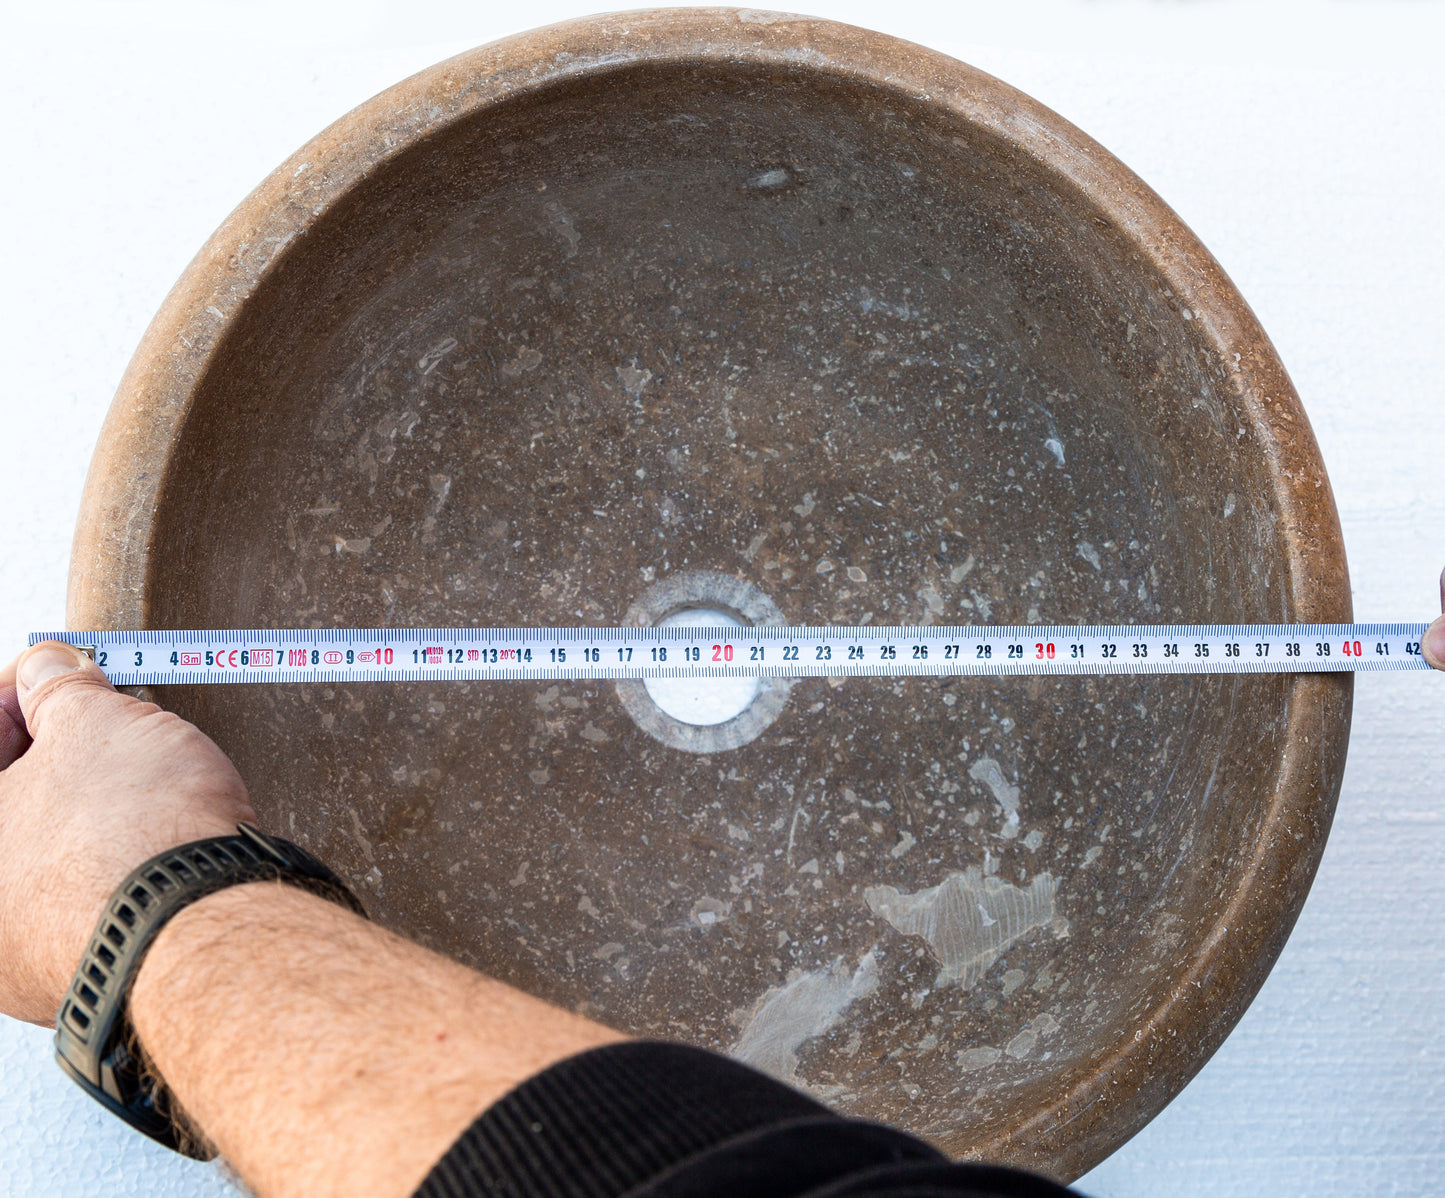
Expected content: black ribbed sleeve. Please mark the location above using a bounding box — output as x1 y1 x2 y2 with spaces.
413 1042 1081 1198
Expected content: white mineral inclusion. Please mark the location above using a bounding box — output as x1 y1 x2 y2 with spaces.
731 952 879 1085
864 868 1067 990
643 607 761 726
969 756 1021 838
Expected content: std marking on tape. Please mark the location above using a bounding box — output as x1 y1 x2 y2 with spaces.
29 624 1432 686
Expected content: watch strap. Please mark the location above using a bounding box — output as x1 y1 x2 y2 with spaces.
54 822 365 1158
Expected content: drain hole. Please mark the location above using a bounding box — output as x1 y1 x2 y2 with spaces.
644 606 761 726
615 570 793 754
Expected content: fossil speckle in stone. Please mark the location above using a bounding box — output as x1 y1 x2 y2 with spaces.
969 756 1021 838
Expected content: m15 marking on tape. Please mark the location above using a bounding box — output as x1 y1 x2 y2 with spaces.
30 624 1431 686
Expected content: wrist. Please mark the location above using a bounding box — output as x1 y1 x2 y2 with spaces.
122 878 625 1198
53 826 365 1157
130 880 334 1021
44 812 249 1017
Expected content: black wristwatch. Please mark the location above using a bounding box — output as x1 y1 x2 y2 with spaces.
53 823 366 1158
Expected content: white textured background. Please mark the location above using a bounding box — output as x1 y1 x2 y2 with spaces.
1 2 1442 1193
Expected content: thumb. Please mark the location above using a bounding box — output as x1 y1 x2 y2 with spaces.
1425 614 1445 672
15 641 119 737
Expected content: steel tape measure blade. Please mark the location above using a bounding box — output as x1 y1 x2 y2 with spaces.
29 624 1433 686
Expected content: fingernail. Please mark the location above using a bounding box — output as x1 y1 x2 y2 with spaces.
17 645 86 696
1427 619 1445 667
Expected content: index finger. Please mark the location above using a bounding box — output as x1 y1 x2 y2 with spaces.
0 652 31 769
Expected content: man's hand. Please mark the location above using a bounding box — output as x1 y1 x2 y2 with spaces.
0 641 253 1025
0 641 621 1195
1425 567 1445 671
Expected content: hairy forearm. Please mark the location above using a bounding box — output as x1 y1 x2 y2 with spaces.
129 882 626 1198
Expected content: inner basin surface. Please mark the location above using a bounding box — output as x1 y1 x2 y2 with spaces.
95 30 1352 1180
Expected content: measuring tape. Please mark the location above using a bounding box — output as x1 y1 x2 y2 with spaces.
30 624 1432 686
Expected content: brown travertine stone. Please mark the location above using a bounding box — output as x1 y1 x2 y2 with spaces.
67 10 1352 1182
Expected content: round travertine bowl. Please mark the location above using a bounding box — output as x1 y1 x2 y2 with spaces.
68 9 1352 1181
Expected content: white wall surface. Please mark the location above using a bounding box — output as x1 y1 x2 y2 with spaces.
1 2 1441 1194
